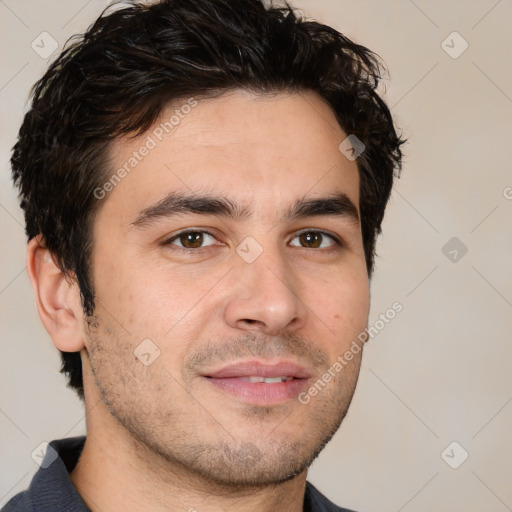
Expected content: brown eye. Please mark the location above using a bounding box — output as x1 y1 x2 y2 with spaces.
299 232 322 248
166 231 217 249
290 231 339 249
179 231 204 248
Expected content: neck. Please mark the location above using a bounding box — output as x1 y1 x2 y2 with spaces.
70 398 307 512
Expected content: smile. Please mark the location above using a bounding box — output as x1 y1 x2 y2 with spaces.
239 376 294 383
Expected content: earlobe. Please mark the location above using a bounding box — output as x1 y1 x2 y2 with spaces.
26 236 85 352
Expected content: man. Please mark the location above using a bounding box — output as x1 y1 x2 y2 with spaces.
5 0 404 510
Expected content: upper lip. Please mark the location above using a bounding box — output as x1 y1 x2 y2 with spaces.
203 360 312 379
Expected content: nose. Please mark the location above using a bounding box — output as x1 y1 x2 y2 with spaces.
223 248 307 336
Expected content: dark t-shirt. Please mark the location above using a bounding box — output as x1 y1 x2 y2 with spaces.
2 437 356 512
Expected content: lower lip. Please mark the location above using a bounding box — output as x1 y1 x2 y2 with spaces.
203 377 309 405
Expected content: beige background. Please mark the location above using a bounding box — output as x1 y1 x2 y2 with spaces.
1 1 512 511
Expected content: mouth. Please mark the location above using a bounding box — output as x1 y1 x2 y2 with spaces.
201 360 312 406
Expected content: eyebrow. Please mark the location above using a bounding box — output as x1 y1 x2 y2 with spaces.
285 192 359 224
131 190 359 228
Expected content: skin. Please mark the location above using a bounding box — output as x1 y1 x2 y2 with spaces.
27 89 370 511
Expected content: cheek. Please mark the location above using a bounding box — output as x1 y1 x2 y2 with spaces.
92 253 224 347
310 268 370 343
338 281 370 325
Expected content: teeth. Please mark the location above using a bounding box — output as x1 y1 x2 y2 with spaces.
240 376 293 383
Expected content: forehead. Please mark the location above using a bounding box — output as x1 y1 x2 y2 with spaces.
100 89 360 223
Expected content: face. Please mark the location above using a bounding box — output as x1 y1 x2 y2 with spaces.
85 89 370 487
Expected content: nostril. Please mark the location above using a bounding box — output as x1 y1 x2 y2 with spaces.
242 319 266 328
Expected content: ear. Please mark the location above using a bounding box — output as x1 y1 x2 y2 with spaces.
26 235 85 352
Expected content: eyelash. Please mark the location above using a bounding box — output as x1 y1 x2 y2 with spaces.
162 229 343 253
